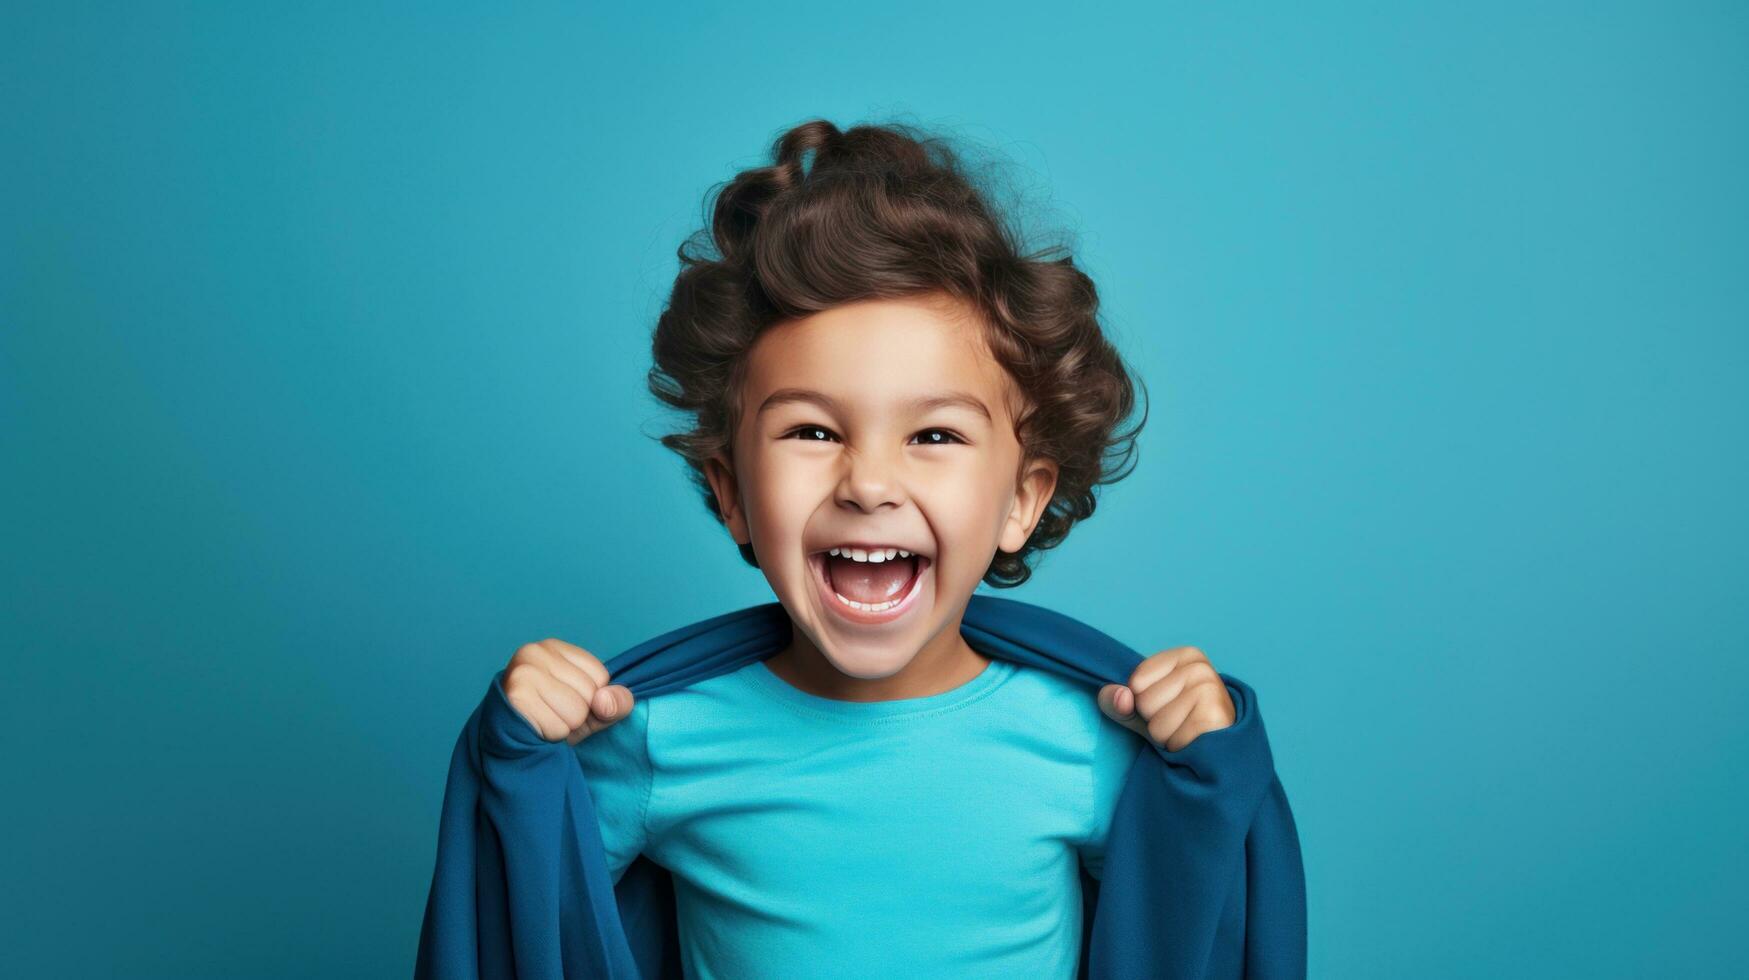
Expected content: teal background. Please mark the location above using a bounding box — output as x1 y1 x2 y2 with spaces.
4 2 1744 977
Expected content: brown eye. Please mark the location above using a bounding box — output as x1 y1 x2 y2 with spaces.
782 425 839 442
780 426 965 445
912 429 966 446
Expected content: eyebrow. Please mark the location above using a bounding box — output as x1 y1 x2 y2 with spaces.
755 387 993 423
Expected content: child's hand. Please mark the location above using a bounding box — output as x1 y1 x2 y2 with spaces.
1097 645 1237 752
502 638 635 745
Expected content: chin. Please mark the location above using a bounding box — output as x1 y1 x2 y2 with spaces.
776 603 910 677
816 642 921 680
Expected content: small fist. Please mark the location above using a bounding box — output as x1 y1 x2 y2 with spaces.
1097 645 1236 752
502 638 635 745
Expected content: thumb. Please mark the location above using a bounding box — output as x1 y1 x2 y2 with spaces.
569 684 635 745
1098 683 1149 740
595 684 635 724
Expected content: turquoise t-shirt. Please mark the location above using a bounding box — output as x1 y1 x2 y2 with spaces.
574 653 1145 979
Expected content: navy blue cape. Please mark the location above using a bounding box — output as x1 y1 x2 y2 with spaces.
414 594 1307 979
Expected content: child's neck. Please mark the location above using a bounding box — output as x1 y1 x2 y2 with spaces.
763 617 993 703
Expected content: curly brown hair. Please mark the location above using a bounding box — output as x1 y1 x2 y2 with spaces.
645 117 1148 588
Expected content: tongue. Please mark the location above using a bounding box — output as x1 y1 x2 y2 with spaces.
825 554 917 603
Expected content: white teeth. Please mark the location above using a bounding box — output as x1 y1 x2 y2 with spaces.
826 546 915 563
832 590 903 612
816 548 925 615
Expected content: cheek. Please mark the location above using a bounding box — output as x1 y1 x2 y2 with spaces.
918 484 1005 561
742 459 825 537
931 468 1004 520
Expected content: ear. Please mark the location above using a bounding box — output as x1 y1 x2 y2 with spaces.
997 456 1059 554
702 453 751 545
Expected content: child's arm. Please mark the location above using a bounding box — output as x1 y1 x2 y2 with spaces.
1078 703 1147 881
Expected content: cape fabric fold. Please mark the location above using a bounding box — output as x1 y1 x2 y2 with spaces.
414 594 1306 979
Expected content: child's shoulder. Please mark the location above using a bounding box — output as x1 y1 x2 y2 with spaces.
1000 659 1096 711
995 660 1127 744
1005 661 1149 757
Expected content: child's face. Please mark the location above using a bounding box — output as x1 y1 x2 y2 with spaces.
704 292 1058 681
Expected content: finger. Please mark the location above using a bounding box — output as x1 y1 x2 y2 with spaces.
535 674 592 735
533 641 604 709
1097 684 1123 717
511 691 570 742
1099 683 1137 718
592 684 633 724
569 686 634 745
1150 679 1213 752
1126 645 1203 696
1134 658 1218 722
576 684 633 738
1132 661 1195 721
1098 684 1151 741
539 638 611 690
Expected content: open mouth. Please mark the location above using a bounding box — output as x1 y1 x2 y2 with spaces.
807 548 932 626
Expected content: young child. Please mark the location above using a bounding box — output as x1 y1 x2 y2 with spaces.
498 119 1240 978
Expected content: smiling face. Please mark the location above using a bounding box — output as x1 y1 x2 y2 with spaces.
702 292 1059 700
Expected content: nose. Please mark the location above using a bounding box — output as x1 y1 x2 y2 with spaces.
834 443 907 513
